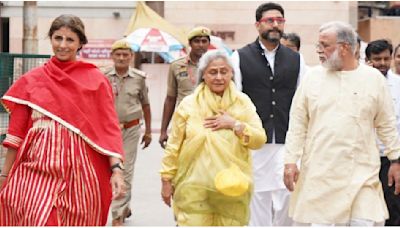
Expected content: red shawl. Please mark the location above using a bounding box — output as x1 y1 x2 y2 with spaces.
1 57 124 159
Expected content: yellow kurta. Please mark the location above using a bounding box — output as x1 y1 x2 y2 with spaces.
160 82 266 225
284 64 400 224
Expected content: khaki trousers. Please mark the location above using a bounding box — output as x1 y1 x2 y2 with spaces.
111 124 140 219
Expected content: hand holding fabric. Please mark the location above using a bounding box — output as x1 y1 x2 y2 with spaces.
388 163 400 195
283 163 300 192
204 111 236 131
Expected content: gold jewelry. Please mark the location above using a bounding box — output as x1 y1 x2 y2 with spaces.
144 133 152 138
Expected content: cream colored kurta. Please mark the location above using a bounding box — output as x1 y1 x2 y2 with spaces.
284 64 400 224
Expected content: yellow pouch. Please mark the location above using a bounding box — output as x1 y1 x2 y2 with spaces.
214 164 249 197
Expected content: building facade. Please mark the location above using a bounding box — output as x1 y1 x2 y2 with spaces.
3 1 399 124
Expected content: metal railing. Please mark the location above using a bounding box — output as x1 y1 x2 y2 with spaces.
0 53 50 171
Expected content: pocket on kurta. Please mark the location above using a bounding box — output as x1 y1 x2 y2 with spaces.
347 93 374 120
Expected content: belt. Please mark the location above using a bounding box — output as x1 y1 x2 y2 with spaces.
119 119 140 129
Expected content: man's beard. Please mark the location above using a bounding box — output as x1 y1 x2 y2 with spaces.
261 29 283 43
322 49 343 71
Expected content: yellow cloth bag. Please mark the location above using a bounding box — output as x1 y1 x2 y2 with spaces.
214 163 249 197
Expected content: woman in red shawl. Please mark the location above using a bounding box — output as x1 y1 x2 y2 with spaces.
0 15 125 226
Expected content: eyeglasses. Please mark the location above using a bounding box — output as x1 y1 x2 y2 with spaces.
258 17 286 25
315 41 348 50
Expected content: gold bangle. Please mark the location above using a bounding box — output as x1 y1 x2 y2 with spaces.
144 133 152 138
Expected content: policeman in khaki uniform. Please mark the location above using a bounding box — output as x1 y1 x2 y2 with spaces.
159 26 211 148
102 38 152 226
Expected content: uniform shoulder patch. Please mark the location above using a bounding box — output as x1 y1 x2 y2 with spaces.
171 56 186 65
131 68 147 78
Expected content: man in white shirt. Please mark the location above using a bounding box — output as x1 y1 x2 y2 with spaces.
284 21 400 226
389 44 400 77
366 39 400 226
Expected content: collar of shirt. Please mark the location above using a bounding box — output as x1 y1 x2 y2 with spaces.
185 55 198 66
388 69 400 78
258 40 279 54
258 40 279 74
387 69 400 86
109 67 134 78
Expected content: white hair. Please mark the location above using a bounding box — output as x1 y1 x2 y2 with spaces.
319 21 358 54
196 50 234 85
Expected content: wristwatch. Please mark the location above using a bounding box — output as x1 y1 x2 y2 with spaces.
111 162 125 172
389 157 400 164
232 121 242 132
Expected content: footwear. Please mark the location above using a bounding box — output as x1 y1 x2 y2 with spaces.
112 217 124 226
112 208 132 226
123 208 132 219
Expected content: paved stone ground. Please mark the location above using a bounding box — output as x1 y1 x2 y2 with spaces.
106 133 176 226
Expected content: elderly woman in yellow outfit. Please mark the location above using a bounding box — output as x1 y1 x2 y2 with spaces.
160 49 266 226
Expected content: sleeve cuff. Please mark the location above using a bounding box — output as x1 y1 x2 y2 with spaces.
238 123 250 145
386 151 400 161
160 173 174 181
3 134 23 149
284 148 301 164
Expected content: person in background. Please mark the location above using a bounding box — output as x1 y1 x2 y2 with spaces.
160 50 266 226
159 26 211 148
281 32 309 76
102 38 152 226
284 21 400 226
355 36 362 61
281 32 300 52
389 44 400 77
0 14 125 226
366 39 400 226
231 2 305 226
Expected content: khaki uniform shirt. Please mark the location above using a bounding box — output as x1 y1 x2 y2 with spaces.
167 55 198 105
284 65 400 223
103 66 150 123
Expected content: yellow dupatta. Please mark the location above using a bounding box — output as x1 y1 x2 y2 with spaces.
172 81 253 224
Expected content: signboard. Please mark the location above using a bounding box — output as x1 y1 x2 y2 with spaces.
80 39 114 59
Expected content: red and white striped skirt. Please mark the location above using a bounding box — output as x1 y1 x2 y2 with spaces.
0 112 110 225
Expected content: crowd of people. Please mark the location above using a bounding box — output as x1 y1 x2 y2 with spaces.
1 1 400 226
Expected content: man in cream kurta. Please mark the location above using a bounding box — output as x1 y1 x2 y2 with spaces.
283 21 400 226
